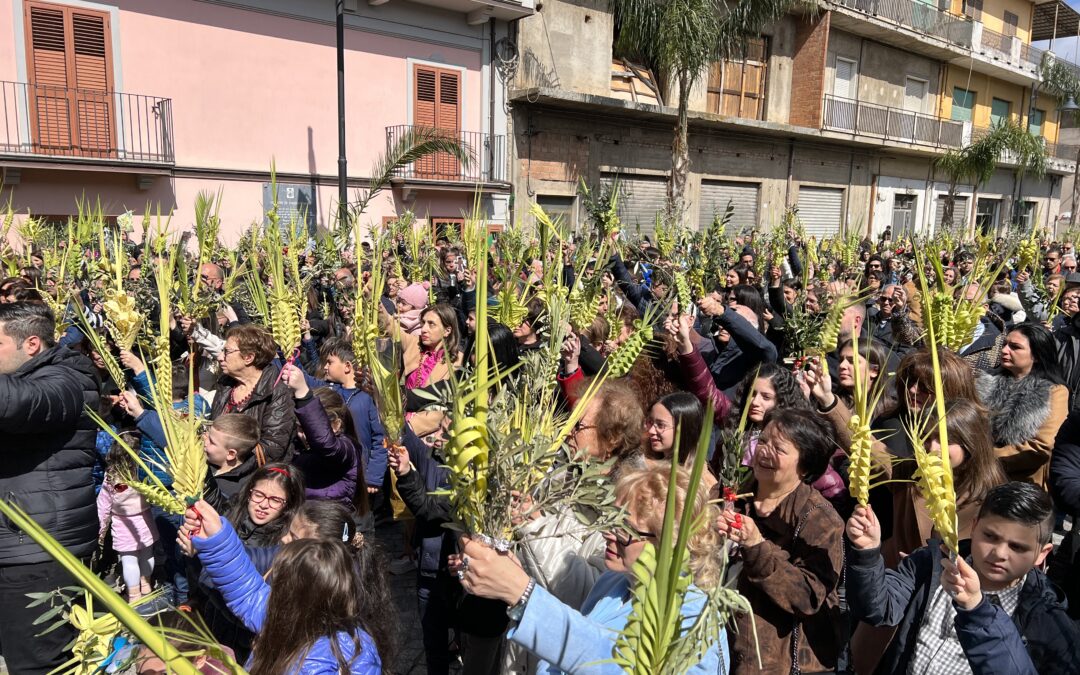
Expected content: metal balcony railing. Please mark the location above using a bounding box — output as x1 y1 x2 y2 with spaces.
0 81 173 164
829 0 974 48
976 26 1042 73
823 95 966 148
970 126 1078 164
385 125 507 183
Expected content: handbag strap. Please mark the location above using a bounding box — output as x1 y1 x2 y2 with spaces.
789 499 824 675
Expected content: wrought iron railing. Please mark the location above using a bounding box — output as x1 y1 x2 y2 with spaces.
385 125 507 183
829 0 974 48
822 95 965 148
0 80 173 164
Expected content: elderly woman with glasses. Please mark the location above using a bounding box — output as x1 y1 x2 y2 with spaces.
453 464 729 675
211 324 296 463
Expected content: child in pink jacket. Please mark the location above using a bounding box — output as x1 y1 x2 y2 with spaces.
96 445 159 604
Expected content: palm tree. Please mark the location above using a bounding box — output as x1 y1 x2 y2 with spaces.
934 119 1046 233
610 0 807 225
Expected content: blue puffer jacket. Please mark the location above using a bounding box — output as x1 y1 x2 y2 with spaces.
193 518 382 674
131 370 210 487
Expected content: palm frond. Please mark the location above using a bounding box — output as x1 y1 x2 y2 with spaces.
352 128 474 217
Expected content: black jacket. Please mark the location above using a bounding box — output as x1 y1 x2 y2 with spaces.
211 365 295 463
1056 313 1080 412
848 540 1080 675
0 345 100 565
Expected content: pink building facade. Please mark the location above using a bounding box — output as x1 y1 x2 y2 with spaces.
0 0 532 241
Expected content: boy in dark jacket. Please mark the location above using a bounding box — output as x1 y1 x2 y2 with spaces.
846 482 1080 675
303 338 386 504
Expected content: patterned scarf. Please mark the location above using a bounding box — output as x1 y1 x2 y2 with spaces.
406 348 444 390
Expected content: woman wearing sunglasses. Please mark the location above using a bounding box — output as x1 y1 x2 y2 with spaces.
453 463 729 674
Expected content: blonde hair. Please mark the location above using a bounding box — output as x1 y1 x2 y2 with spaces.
615 464 723 590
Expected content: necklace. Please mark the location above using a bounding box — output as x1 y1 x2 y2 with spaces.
227 386 254 412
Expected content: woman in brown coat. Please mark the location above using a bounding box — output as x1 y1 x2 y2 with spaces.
717 408 844 674
976 322 1070 489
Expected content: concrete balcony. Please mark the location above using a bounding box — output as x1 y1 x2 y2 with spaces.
969 125 1077 173
826 0 1040 85
0 80 174 168
822 94 965 148
391 0 534 22
385 125 508 190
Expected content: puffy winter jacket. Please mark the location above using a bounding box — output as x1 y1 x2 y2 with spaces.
211 365 295 463
848 539 1080 675
0 345 100 564
193 518 381 673
299 371 386 488
293 393 360 505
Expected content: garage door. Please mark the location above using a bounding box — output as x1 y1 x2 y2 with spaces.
602 173 667 237
797 186 844 237
699 180 759 230
934 195 969 230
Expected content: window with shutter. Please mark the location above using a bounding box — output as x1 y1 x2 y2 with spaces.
1003 11 1018 36
834 58 857 100
24 1 113 158
706 38 768 120
413 64 462 179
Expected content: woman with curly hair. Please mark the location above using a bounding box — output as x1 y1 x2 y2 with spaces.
453 463 729 674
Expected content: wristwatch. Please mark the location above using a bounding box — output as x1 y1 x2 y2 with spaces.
506 578 536 622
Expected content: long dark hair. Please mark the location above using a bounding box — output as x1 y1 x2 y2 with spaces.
1004 323 1065 385
312 388 370 516
249 539 375 673
654 392 704 463
292 501 397 670
228 463 305 545
727 363 811 431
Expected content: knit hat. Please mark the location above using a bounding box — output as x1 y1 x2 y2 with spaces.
398 283 429 310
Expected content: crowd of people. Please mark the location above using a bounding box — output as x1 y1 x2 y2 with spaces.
4 206 1080 675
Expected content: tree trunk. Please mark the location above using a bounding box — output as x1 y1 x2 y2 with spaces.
666 73 691 227
941 180 958 232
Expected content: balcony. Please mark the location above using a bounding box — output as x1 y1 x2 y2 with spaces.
385 125 507 185
823 94 965 148
969 126 1077 170
973 25 1042 76
0 81 173 166
828 0 974 49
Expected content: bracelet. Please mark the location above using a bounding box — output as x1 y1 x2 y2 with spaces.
817 394 838 413
506 578 536 622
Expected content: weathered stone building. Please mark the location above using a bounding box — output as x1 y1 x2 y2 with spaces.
508 0 1080 238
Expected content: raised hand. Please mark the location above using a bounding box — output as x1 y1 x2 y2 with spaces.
846 505 881 550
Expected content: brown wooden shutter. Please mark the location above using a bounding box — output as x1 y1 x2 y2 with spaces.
71 11 112 156
26 3 71 151
24 1 113 158
413 64 462 179
435 71 460 176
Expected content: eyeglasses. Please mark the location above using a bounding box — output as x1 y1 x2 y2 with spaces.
613 523 656 547
645 418 671 432
221 347 242 357
573 420 597 434
250 489 286 510
878 296 899 305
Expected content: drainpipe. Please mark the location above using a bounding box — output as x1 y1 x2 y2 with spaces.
489 18 497 185
785 139 795 207
336 0 348 228
844 149 855 234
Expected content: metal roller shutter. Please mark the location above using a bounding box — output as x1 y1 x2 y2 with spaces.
934 195 969 229
797 186 844 237
602 172 667 237
699 180 759 229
